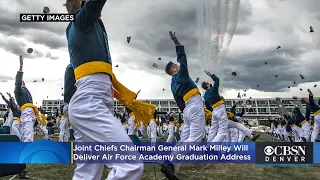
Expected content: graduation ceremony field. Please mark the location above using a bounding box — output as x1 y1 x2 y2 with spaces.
2 133 319 180
1 0 320 180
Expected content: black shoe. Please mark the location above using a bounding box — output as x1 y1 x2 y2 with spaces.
18 170 29 179
160 164 179 180
163 162 174 172
251 134 260 142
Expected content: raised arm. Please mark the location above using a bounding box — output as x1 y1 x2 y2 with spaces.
308 91 316 105
305 103 311 120
204 71 220 93
169 31 189 77
307 89 318 106
290 101 302 116
309 94 316 106
75 0 107 32
15 55 24 94
8 98 17 110
0 93 9 105
294 106 305 121
295 106 302 116
210 74 220 92
176 45 188 76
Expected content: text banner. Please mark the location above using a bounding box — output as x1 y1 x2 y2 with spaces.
73 142 255 164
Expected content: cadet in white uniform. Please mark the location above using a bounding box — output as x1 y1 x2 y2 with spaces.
126 110 140 143
174 123 181 142
306 89 320 142
226 112 260 142
14 55 38 142
64 0 143 178
149 120 157 143
139 123 145 138
166 117 175 142
202 73 228 142
38 109 48 140
1 93 22 140
59 104 69 142
236 116 246 142
204 108 211 140
293 98 310 141
162 32 205 178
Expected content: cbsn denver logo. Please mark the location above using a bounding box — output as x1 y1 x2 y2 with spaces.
256 142 313 165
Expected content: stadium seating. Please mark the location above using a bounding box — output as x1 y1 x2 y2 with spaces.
0 135 27 178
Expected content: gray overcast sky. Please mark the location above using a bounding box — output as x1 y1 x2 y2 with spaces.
0 0 319 105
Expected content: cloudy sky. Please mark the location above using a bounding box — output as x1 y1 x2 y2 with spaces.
0 0 319 105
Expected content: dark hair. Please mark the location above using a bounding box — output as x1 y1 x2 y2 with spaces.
169 116 174 122
165 61 174 75
121 117 126 123
201 82 208 90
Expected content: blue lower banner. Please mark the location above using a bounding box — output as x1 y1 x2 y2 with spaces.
1 141 320 165
313 143 320 164
0 141 254 164
0 140 71 164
